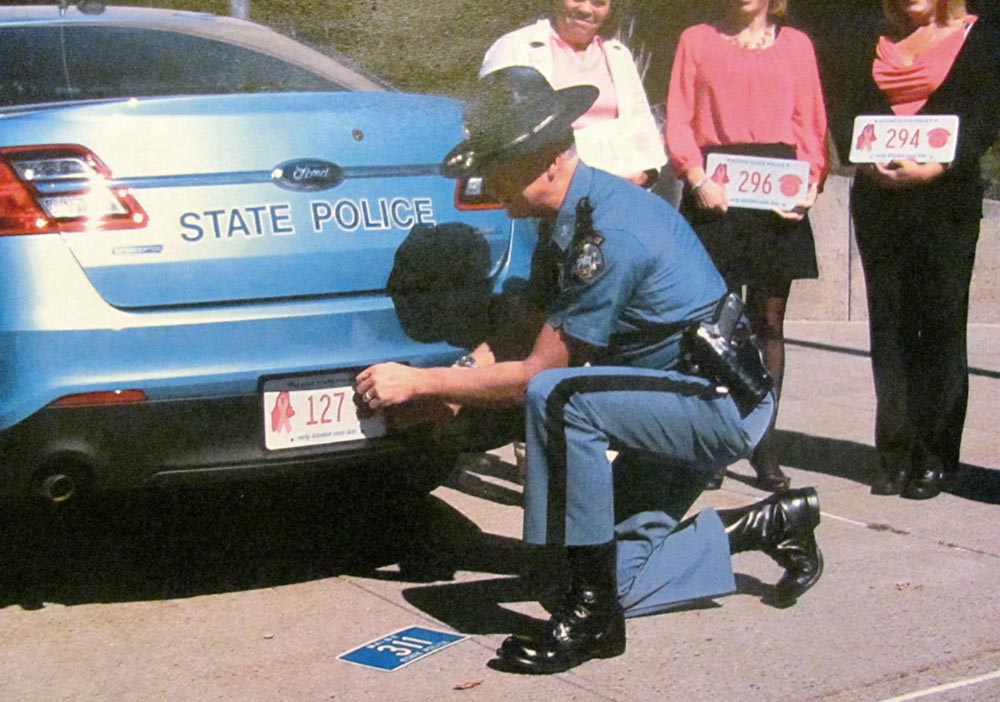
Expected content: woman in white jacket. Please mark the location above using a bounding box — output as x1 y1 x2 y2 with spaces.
481 0 666 186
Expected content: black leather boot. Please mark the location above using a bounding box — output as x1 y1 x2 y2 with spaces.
495 541 625 674
719 487 823 608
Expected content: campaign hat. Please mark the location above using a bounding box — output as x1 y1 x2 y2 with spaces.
441 66 598 179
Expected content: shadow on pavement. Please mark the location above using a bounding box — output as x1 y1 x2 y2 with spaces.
0 472 503 611
941 465 1000 504
726 430 999 505
785 337 999 380
400 537 780 638
404 575 549 639
446 453 522 506
402 568 763 638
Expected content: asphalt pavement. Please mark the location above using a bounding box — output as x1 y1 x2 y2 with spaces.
0 321 998 702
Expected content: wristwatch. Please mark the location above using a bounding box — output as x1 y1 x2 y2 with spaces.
454 354 478 368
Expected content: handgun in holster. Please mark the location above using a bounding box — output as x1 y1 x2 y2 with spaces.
681 293 774 417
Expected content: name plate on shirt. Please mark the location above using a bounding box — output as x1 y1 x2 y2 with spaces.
704 154 810 211
849 115 959 163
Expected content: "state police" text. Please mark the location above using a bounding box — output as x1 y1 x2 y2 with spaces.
179 197 436 242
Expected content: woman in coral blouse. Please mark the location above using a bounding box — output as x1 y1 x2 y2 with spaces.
665 0 828 492
837 0 1000 500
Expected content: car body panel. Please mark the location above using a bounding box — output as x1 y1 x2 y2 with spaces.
0 5 536 501
2 92 513 307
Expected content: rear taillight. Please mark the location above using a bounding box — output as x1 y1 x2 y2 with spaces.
0 144 148 236
51 389 149 407
454 176 503 211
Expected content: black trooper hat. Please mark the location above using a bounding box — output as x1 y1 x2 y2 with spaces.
441 66 598 179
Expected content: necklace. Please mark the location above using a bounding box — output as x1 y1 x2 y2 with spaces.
724 23 775 50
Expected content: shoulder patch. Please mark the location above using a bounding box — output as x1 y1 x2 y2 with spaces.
569 233 606 284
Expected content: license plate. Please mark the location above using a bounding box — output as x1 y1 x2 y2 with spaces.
704 153 810 211
849 114 959 164
262 371 386 451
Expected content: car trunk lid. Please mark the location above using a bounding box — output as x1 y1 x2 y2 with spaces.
1 92 510 308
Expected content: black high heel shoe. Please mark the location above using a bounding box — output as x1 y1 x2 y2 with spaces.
704 467 725 490
870 451 909 496
901 453 945 500
750 443 790 492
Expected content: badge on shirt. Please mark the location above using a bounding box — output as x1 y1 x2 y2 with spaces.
568 233 606 285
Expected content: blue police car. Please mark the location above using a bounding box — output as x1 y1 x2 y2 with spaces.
0 3 534 506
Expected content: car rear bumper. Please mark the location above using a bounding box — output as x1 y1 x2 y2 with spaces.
0 393 427 502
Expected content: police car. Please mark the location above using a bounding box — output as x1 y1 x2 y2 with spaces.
0 3 534 507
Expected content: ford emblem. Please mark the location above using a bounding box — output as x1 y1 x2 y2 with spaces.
271 159 344 192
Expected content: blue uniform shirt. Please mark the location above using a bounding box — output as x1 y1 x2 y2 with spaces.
535 163 727 370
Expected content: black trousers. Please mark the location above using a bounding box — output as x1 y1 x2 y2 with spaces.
853 206 980 473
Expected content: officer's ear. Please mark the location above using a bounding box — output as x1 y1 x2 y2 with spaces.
548 142 577 182
546 147 574 182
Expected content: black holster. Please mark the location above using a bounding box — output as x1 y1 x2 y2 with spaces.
681 293 773 417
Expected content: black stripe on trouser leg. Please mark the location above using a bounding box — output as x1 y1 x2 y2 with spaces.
543 373 718 544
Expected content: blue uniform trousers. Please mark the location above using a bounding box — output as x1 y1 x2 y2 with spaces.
523 366 774 618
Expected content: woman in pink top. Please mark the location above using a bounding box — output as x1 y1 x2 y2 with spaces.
665 0 829 492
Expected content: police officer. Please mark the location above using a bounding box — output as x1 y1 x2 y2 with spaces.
356 66 823 675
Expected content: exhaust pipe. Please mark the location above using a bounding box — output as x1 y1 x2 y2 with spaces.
35 472 78 504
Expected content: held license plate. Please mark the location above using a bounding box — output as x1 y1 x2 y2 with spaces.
262 371 386 451
703 153 810 211
849 114 959 164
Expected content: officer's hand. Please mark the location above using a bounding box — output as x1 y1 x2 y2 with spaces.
355 362 421 410
695 178 729 213
774 182 818 221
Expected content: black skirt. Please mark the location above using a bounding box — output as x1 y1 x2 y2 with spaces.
679 143 819 290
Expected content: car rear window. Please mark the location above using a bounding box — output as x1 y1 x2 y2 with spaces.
0 25 346 107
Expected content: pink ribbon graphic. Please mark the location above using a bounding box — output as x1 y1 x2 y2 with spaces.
856 123 877 152
270 391 295 433
710 162 730 186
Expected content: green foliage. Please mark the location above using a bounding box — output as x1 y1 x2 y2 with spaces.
114 0 229 13
112 0 549 95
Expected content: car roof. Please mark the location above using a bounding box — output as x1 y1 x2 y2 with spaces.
0 4 388 92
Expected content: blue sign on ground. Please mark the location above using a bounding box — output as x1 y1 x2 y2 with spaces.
338 626 468 672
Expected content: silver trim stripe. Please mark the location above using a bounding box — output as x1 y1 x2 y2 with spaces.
111 164 443 190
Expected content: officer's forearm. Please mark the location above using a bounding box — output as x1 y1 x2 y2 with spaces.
417 360 533 407
413 322 573 407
